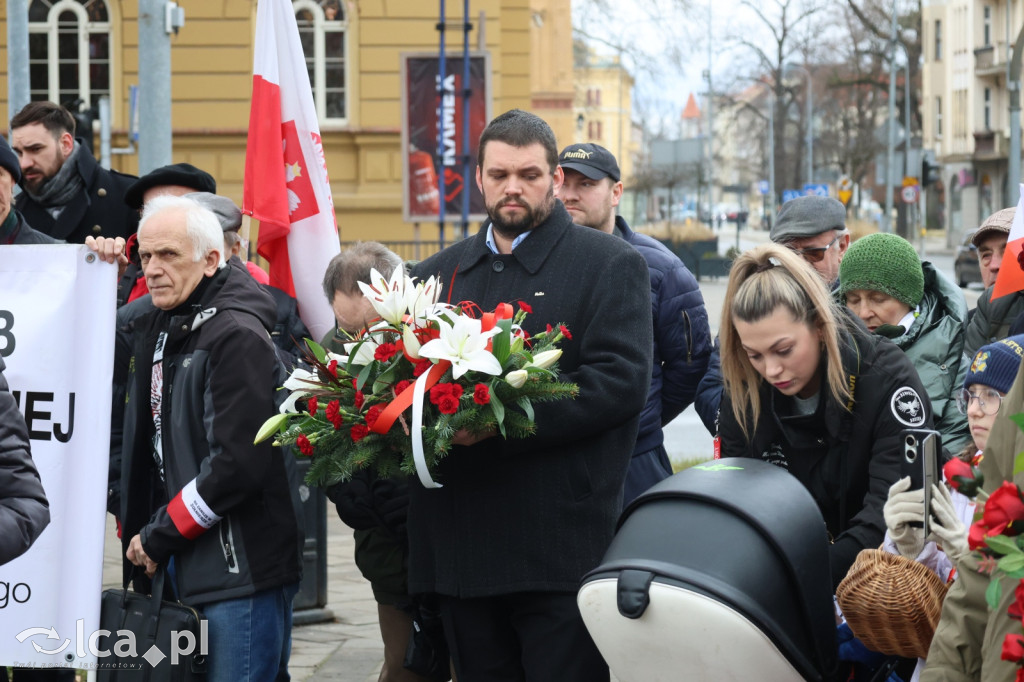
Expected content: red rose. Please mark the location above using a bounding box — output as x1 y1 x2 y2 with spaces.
354 390 365 410
365 404 386 430
983 482 1024 537
559 324 572 340
307 396 318 416
350 424 369 442
327 359 339 379
1003 633 1024 663
374 342 398 362
437 395 460 415
296 434 314 456
413 359 433 377
394 380 412 395
519 301 533 314
944 457 984 498
473 383 490 405
1017 667 1024 682
1010 583 1024 621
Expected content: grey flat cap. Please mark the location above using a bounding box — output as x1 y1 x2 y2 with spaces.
770 195 847 243
184 192 243 232
972 207 1016 247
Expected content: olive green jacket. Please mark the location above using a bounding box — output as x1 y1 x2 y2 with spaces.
920 360 1024 681
894 262 971 457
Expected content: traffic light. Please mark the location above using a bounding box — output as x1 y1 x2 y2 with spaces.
64 98 95 154
921 157 941 189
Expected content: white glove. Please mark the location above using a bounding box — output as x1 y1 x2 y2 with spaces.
884 477 926 558
928 483 969 564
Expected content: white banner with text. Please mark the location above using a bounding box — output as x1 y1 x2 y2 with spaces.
0 244 115 669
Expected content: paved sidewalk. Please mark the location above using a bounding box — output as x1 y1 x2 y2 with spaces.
101 512 385 681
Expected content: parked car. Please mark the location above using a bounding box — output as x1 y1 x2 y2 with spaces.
954 231 983 288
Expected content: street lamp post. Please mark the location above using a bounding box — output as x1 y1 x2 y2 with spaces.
752 82 776 231
885 1 898 233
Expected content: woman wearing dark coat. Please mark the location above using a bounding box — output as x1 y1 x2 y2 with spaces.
718 244 934 589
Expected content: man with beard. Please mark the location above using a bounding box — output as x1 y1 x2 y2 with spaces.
409 109 652 681
557 142 711 504
10 101 137 243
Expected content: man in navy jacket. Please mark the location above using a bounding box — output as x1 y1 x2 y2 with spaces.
557 142 711 503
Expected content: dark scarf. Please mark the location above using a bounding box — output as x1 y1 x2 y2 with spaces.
23 141 85 209
0 210 19 244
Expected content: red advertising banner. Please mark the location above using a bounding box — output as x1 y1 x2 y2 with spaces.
401 52 491 223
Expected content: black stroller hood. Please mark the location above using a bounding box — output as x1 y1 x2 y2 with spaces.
581 458 839 681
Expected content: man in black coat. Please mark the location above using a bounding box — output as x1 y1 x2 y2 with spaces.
409 109 653 681
11 101 137 243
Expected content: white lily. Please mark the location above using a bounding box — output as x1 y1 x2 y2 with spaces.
418 315 502 379
528 349 562 370
402 325 424 360
279 367 319 414
357 267 410 326
405 274 447 325
505 369 528 389
343 336 379 366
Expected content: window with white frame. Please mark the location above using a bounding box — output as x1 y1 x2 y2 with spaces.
294 0 348 124
28 0 110 111
935 96 942 138
984 6 991 47
984 88 991 130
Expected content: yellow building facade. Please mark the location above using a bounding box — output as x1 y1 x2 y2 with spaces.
0 0 574 251
571 44 636 183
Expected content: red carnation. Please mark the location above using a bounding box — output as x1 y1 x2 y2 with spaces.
429 382 463 406
437 395 460 415
559 325 572 340
518 301 533 314
350 424 369 442
352 378 358 389
354 390 365 410
413 359 433 377
365 404 386 430
473 383 490 405
545 324 553 334
307 396 318 416
325 400 343 430
296 434 314 456
327 359 339 379
1004 633 1024 663
374 342 398 362
394 379 412 395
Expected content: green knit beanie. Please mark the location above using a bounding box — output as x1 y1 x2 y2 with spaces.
839 233 924 308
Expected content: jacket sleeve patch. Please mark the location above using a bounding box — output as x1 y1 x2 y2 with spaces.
891 386 927 427
167 479 221 540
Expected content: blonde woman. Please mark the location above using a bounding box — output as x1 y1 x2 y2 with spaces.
718 243 935 589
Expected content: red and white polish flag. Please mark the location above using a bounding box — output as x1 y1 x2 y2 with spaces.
243 0 340 341
990 184 1024 301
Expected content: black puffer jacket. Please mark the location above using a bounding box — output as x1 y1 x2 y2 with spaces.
119 265 303 605
0 357 49 566
719 315 934 589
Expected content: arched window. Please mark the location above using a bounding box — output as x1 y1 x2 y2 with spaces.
294 0 348 124
28 0 111 111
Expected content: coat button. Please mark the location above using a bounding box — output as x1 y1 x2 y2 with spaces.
817 437 825 445
98 188 107 197
181 325 189 332
492 260 505 272
92 225 102 234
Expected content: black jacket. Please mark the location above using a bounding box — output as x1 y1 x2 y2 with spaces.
0 357 49 566
408 202 653 597
16 140 138 243
119 265 303 605
719 315 934 589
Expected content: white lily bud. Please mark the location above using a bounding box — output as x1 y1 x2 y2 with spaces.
510 335 525 354
528 349 562 370
505 369 528 389
403 325 422 360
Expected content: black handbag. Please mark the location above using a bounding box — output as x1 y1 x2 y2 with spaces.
403 596 451 681
96 566 207 681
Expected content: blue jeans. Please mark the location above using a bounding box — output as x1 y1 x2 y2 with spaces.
201 582 300 682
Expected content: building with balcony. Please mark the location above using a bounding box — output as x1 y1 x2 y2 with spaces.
570 41 637 183
921 0 1022 241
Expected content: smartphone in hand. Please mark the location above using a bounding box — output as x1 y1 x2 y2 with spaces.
901 428 942 538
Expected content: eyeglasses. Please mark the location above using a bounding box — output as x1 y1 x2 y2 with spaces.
789 233 842 263
956 387 1005 416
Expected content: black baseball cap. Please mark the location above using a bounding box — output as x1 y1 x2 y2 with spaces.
124 163 217 209
558 143 621 182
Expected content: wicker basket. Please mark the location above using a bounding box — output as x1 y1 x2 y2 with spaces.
836 548 950 660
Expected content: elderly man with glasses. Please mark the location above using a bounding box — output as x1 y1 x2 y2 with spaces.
694 195 851 433
770 195 851 289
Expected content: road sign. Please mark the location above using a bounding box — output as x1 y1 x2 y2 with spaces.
803 183 829 197
838 175 853 192
902 176 919 188
839 189 853 206
901 185 919 204
757 180 770 195
782 189 802 203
